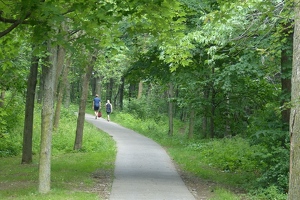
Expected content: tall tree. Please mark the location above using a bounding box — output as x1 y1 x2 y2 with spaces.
288 0 300 198
137 81 143 99
53 43 66 130
188 108 195 139
21 46 38 164
39 41 57 193
119 76 125 110
168 82 174 136
53 56 68 131
74 54 97 150
281 29 293 131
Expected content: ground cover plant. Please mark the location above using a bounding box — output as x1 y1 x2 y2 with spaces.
0 106 116 200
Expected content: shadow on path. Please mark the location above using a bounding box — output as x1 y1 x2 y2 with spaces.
85 114 195 200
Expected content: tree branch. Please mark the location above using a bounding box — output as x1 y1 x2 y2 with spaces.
0 11 17 23
0 12 31 38
0 0 73 38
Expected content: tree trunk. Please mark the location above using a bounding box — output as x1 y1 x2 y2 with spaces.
37 74 42 104
202 87 209 138
288 2 300 199
188 108 195 139
74 55 96 150
202 116 208 138
129 83 136 102
137 80 143 99
168 82 174 136
119 76 125 110
113 86 119 108
106 78 113 101
63 58 71 108
21 51 38 164
0 91 5 108
38 41 57 194
210 66 215 138
37 55 47 104
95 76 102 98
210 88 215 138
91 75 96 96
53 58 68 130
281 33 292 131
54 45 65 95
225 95 231 137
53 45 66 130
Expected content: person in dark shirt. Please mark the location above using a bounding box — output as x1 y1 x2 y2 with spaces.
105 100 113 122
93 94 101 119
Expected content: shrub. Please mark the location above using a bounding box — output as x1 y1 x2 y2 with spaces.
246 102 289 192
250 130 289 192
0 92 25 157
0 132 22 157
186 137 262 173
249 185 287 200
123 96 167 120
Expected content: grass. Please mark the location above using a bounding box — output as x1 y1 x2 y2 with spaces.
0 106 116 200
167 147 255 186
209 188 241 200
0 152 111 200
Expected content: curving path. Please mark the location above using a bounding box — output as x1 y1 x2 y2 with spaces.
85 114 195 200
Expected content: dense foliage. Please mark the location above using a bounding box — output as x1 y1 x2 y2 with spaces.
0 0 294 198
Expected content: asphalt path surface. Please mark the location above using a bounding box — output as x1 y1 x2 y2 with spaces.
85 114 195 200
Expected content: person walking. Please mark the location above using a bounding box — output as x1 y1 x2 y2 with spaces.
105 100 113 122
93 94 101 119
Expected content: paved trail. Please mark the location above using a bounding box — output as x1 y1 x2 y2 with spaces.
85 114 195 200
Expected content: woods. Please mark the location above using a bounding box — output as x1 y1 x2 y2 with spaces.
0 0 299 199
